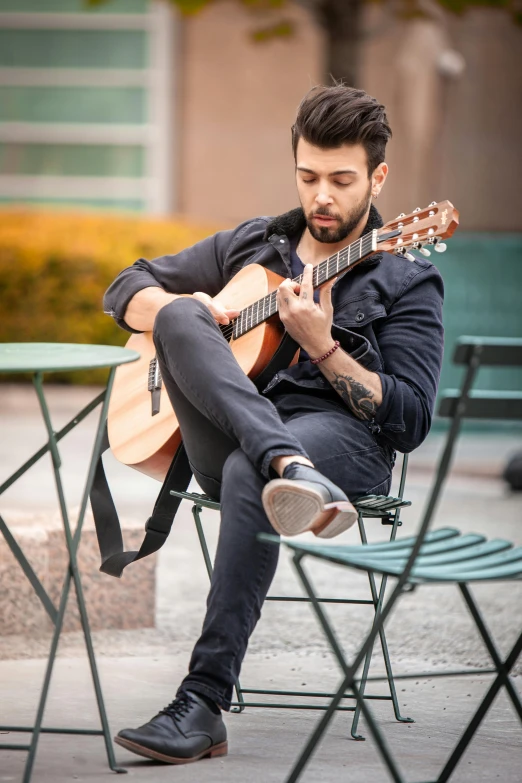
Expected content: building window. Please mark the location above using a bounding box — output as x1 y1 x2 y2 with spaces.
0 0 176 214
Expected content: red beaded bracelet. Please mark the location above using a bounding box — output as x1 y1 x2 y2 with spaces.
310 340 340 365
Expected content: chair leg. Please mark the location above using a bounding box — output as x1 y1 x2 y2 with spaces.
458 583 522 721
373 574 414 723
350 515 413 740
192 504 246 712
286 552 406 783
350 679 406 783
192 504 214 581
435 625 522 783
350 514 380 741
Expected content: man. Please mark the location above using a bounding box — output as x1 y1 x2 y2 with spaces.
103 85 444 764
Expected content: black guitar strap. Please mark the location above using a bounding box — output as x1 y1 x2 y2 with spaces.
252 332 299 392
90 428 192 578
89 331 299 577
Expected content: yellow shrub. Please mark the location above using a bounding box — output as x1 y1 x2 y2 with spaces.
0 209 221 383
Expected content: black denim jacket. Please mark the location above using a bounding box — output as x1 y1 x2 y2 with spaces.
103 205 444 453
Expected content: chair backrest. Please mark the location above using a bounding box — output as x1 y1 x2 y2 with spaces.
452 336 522 368
439 336 522 422
433 336 522 504
394 336 522 590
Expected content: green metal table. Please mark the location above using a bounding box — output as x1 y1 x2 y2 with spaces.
0 343 139 782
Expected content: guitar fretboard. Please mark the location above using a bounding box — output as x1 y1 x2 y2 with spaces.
227 229 377 340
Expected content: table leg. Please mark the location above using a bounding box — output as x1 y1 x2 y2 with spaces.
21 370 125 781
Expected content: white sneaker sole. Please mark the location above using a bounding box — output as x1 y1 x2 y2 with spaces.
261 479 357 539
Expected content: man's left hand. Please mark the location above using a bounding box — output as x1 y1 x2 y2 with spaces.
277 264 337 358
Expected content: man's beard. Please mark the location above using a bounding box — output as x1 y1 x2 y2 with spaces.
304 182 372 244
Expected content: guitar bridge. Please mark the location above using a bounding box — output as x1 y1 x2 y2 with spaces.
148 357 162 416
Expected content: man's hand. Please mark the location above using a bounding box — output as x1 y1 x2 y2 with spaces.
123 287 240 332
192 292 240 326
277 264 383 420
277 264 336 358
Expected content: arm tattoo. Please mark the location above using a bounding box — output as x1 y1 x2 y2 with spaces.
330 372 377 420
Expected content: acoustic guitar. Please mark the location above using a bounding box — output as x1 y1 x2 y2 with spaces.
108 200 459 481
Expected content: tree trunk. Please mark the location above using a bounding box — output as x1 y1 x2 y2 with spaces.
315 0 364 86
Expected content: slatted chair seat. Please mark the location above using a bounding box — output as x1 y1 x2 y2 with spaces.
174 490 411 519
261 529 522 585
352 494 411 519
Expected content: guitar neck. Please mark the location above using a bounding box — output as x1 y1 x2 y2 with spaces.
227 229 378 340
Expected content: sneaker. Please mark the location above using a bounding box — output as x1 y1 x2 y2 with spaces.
262 462 357 539
114 691 227 764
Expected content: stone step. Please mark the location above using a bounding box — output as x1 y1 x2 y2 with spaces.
0 509 156 635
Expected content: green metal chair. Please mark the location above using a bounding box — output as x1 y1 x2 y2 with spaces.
263 336 522 783
171 450 414 739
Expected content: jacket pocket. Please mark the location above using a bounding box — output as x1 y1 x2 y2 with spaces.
333 294 387 328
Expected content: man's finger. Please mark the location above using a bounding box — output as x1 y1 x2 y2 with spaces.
278 279 300 302
212 311 231 325
301 264 314 302
209 302 234 325
319 277 337 313
277 283 298 317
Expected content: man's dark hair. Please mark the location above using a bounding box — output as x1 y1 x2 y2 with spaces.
291 85 392 175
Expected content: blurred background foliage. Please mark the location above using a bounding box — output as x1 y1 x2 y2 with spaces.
0 210 218 382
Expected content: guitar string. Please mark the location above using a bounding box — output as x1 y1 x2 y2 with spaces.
219 232 375 342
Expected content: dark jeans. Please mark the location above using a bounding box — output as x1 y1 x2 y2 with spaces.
153 298 392 710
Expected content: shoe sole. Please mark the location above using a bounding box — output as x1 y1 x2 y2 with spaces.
114 735 228 764
261 480 357 538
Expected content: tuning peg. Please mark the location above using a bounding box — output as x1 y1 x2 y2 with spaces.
429 201 437 207
404 252 416 262
434 242 447 253
413 207 421 212
419 247 431 257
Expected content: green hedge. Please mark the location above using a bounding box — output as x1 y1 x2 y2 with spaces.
0 209 220 383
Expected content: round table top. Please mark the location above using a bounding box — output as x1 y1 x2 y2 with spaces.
0 342 140 374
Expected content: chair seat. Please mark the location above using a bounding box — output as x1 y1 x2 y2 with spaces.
170 490 221 510
352 494 411 517
259 527 522 583
171 490 411 518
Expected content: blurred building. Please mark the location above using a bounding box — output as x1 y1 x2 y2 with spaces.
0 0 174 213
1 0 521 230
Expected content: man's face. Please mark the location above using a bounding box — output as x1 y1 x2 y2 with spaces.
295 138 385 244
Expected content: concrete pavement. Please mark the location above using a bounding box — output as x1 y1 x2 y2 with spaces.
1 655 521 782
1 383 522 782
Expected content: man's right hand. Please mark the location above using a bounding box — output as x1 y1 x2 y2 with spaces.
123 286 240 333
192 291 240 326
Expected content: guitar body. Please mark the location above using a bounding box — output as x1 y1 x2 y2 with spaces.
108 263 288 481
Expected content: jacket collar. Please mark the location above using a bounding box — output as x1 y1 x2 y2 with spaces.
264 203 384 266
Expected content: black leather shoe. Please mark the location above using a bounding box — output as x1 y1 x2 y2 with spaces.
114 691 227 764
262 462 357 539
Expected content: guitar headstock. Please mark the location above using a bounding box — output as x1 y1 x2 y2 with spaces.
377 200 459 259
